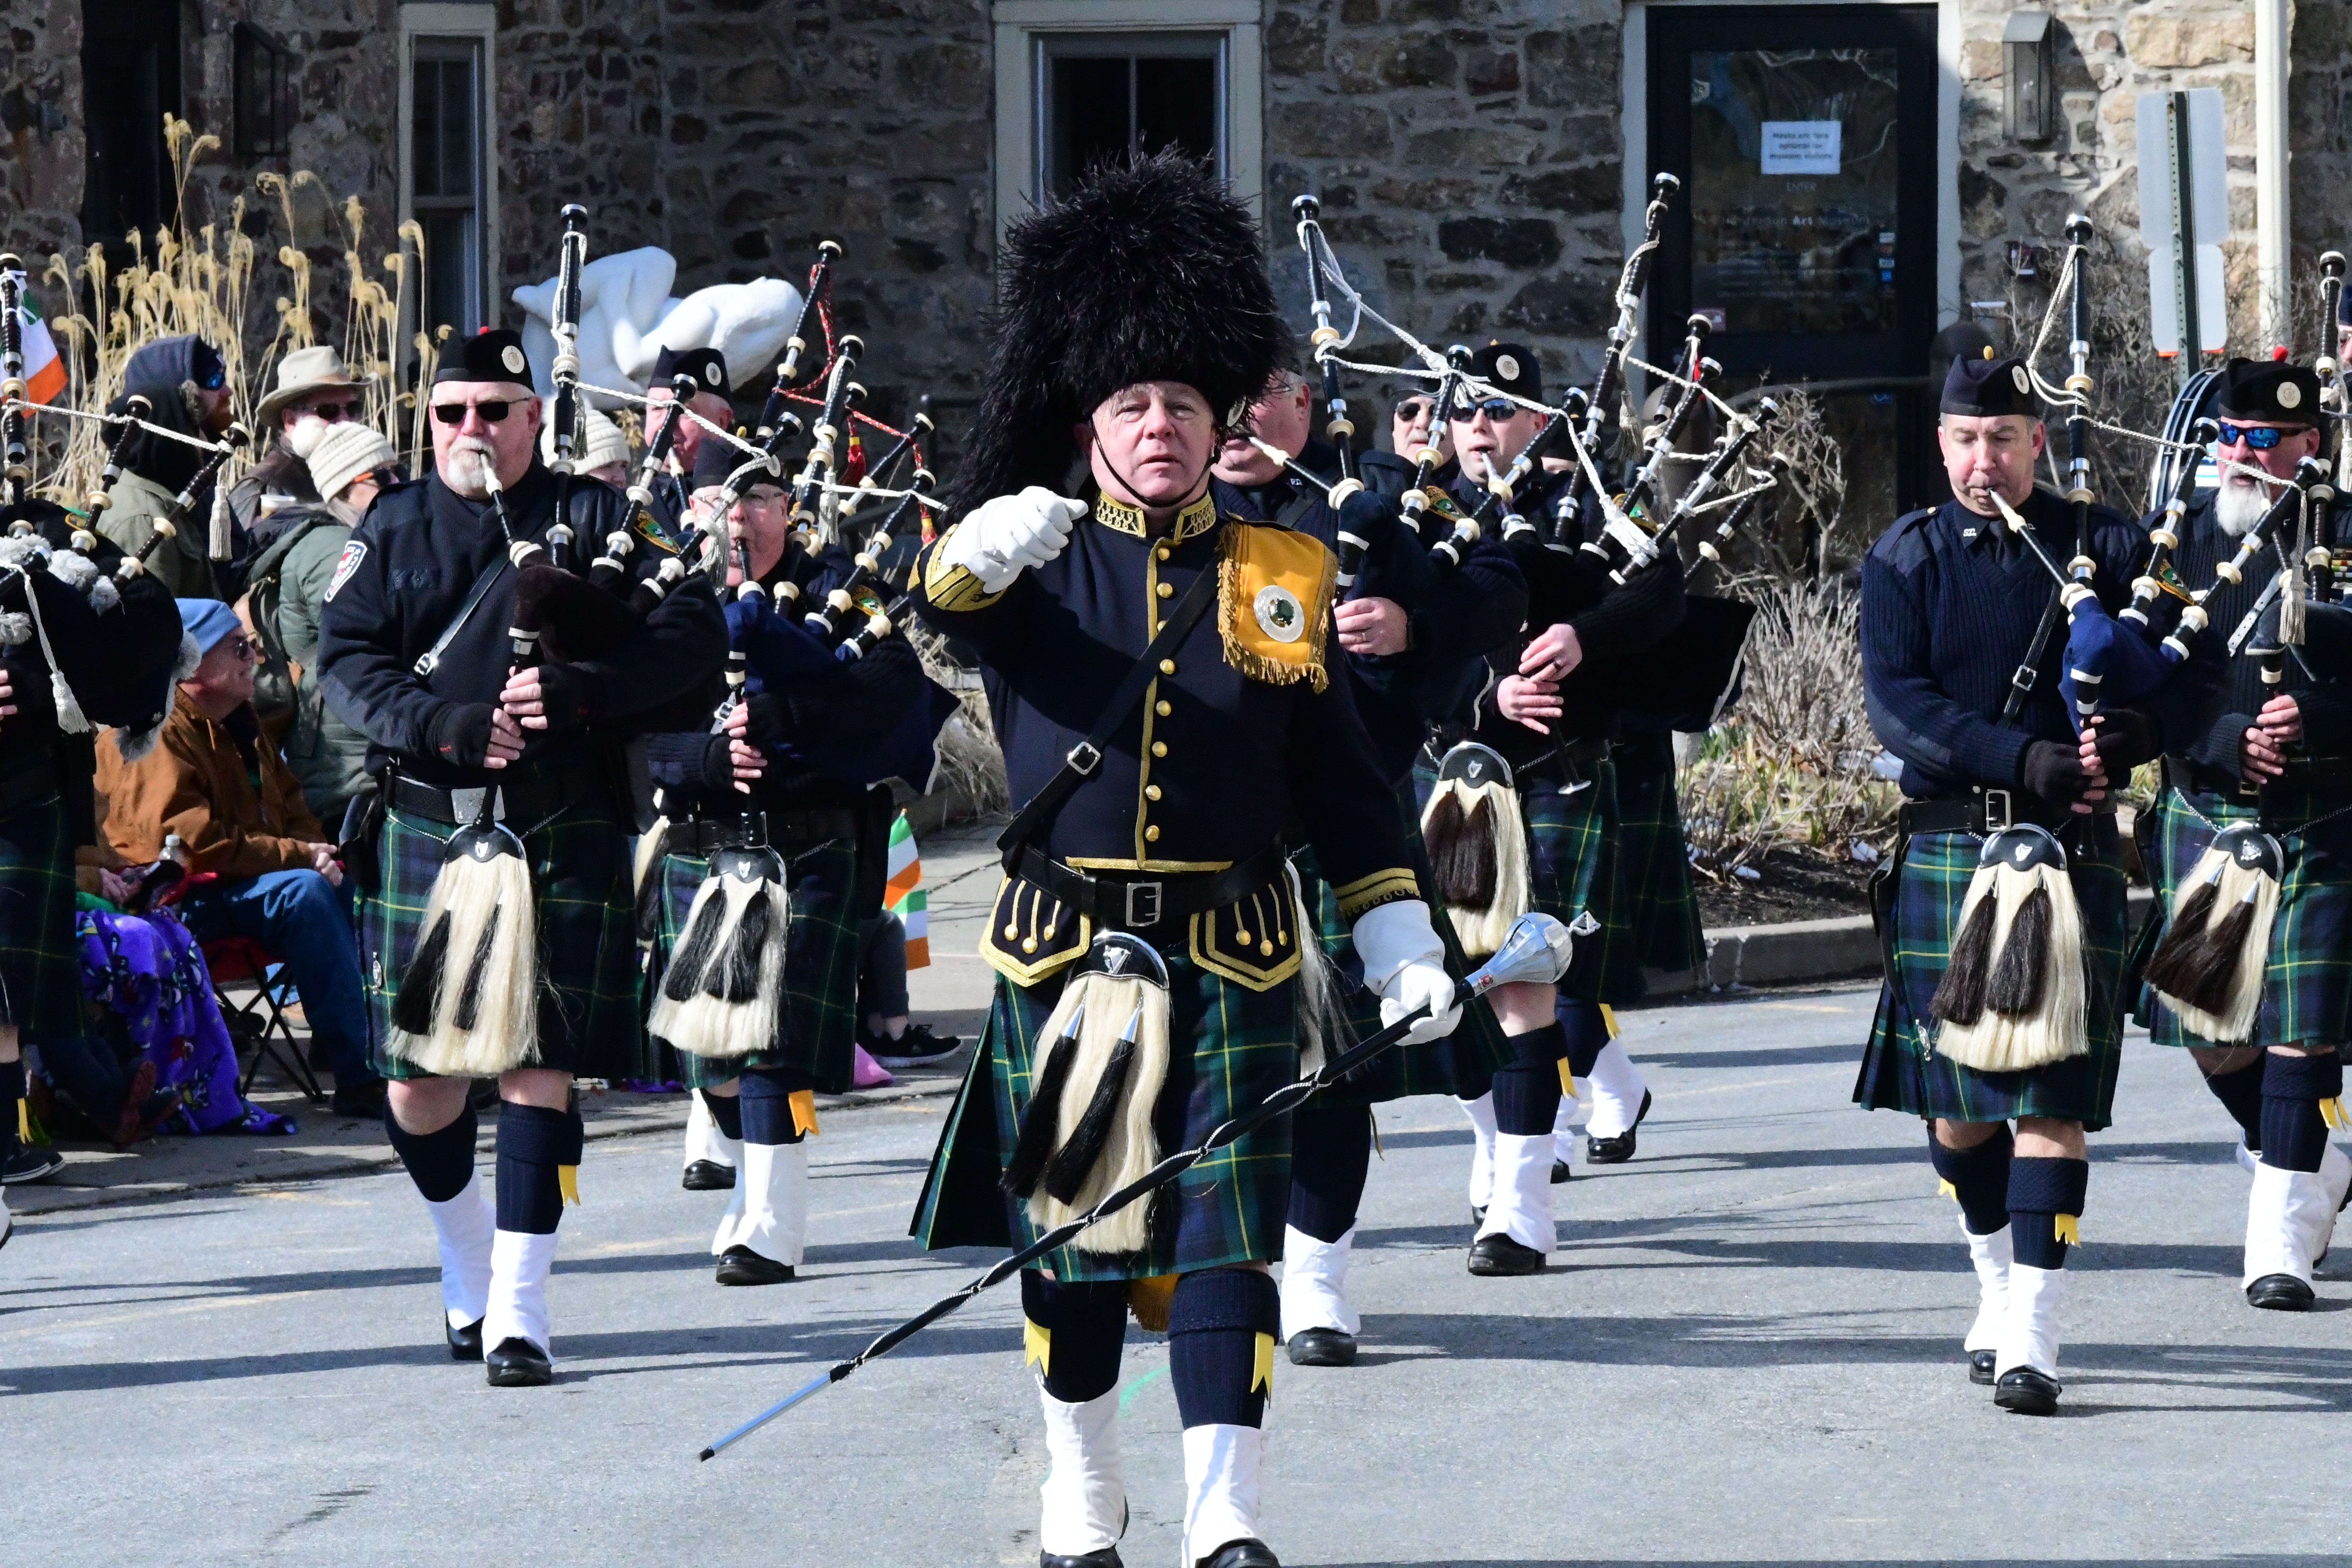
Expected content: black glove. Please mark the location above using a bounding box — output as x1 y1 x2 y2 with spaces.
699 733 735 790
427 702 496 769
528 663 596 740
2085 706 2162 777
2020 738 2095 806
743 691 793 749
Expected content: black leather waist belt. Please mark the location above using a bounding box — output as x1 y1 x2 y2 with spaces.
390 767 604 827
2169 755 2352 799
1421 736 1608 780
1015 842 1287 934
666 807 860 857
1899 787 2097 838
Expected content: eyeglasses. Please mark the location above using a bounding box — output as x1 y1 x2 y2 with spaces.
2215 421 2291 450
297 400 361 423
1394 399 1433 423
1450 398 1518 424
222 635 257 660
432 400 511 425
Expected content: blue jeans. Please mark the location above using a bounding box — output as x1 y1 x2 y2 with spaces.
180 868 377 1088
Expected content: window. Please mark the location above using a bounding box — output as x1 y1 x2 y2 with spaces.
409 36 488 338
1038 35 1224 196
80 0 181 250
233 23 293 159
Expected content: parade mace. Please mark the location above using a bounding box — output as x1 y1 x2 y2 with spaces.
698 909 1583 1461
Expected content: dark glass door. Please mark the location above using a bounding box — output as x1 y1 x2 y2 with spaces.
1647 7 1936 381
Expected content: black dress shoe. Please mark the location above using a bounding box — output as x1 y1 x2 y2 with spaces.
1585 1089 1652 1165
2247 1272 2316 1311
1199 1540 1279 1568
1550 1159 1572 1184
1286 1327 1356 1367
1040 1550 1123 1568
1467 1233 1545 1276
682 1160 737 1191
485 1337 552 1387
715 1244 796 1286
1968 1349 1996 1386
1993 1367 2061 1415
447 1315 485 1362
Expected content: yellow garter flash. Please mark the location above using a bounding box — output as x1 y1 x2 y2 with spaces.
558 1165 580 1206
1127 1273 1179 1333
1599 1004 1620 1038
1219 523 1335 691
1936 1178 1959 1201
2054 1214 2080 1246
1252 1331 1275 1394
2323 1097 2349 1132
1024 1318 1051 1375
1557 1060 1579 1100
789 1089 820 1138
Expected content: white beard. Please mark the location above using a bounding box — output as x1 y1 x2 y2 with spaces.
2214 474 2270 538
443 443 498 501
285 415 332 460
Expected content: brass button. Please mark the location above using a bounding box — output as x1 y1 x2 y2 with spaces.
1151 741 1167 758
1260 939 1275 956
1160 659 1176 675
1145 825 1161 843
1156 581 1173 599
1155 544 1171 561
1021 936 1039 953
1145 784 1162 802
1236 928 1252 945
1002 923 1018 939
1155 699 1171 716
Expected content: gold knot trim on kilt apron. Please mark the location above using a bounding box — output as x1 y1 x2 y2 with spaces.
362 772 645 1081
1854 812 2129 1131
2136 782 2352 1051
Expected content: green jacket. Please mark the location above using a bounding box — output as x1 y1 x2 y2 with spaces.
99 470 221 600
247 508 372 828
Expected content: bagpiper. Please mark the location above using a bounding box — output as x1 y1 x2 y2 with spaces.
907 151 1458 1568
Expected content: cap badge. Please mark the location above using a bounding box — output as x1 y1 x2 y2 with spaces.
2278 381 2303 409
502 345 527 375
1495 353 1521 383
2010 365 2031 394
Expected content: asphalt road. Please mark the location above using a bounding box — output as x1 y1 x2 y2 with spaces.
6 984 2349 1568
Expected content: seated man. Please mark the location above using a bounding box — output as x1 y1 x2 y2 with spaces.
95 598 384 1116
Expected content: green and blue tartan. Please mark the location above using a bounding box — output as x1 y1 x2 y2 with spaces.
1853 820 2129 1129
1614 728 1707 975
2138 784 2352 1050
1293 779 1514 1106
655 836 861 1094
0 790 79 1037
911 953 1298 1282
362 798 646 1081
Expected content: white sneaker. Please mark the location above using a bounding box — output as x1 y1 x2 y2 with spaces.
1181 1422 1268 1568
1037 1386 1125 1557
1279 1225 1360 1339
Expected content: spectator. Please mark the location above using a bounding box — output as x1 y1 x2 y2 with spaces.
854 912 961 1069
539 403 633 486
98 335 237 601
227 346 371 542
95 598 384 1116
246 422 397 833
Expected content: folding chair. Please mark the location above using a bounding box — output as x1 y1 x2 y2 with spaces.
161 873 327 1104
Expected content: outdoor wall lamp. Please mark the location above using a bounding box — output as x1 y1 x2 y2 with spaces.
2004 8 2054 142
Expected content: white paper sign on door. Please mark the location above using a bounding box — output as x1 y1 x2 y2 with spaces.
1760 120 1842 175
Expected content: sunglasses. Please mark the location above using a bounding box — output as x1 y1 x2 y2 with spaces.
1395 399 1434 422
2215 421 2292 450
1450 398 1519 424
198 367 226 391
297 400 362 423
218 634 257 660
432 400 511 425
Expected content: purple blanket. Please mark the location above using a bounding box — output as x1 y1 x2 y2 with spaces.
78 908 295 1136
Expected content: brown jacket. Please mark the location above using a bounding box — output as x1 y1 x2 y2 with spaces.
97 701 326 879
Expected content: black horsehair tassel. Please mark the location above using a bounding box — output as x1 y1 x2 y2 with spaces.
1002 1006 1085 1199
664 885 731 1002
1930 890 2000 1026
1425 790 1498 909
1982 881 2051 1017
1044 1005 1143 1204
707 887 772 1004
2145 874 2222 1007
453 904 504 1032
2174 885 2256 1014
391 911 452 1034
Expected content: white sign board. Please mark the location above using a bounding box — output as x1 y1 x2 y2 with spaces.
2136 89 2229 355
1759 120 1841 176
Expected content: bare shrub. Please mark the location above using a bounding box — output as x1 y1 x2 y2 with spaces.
904 621 1008 822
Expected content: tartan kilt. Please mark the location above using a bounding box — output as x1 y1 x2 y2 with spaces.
0 790 79 1037
1614 728 1708 975
1852 819 2129 1130
656 836 861 1094
362 797 645 1080
2140 784 2352 1050
910 954 1298 1282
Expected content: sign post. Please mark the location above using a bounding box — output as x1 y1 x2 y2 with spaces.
2137 88 2228 384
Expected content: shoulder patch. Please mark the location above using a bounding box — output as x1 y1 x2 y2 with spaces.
1218 523 1335 692
633 511 683 555
1423 486 1467 523
323 539 367 602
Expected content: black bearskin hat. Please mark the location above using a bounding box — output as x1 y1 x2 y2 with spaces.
953 150 1295 518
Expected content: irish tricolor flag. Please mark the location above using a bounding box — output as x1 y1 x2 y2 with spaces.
885 811 928 969
7 277 65 405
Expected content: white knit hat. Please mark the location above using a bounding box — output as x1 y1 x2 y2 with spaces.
540 403 631 475
307 422 399 502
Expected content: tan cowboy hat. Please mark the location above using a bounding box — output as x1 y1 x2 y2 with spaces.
255 345 370 423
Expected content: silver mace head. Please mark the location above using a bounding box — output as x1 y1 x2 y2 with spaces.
1467 912 1590 993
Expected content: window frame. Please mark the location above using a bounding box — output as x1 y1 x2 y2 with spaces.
1034 31 1229 201
397 4 500 346
232 22 294 161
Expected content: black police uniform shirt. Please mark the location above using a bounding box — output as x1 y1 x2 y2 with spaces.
2153 486 2352 784
1861 484 2220 802
317 457 728 788
912 479 1418 935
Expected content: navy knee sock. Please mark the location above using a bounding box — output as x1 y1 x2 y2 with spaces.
700 1088 743 1143
495 1102 583 1234
1286 1103 1371 1243
1492 1023 1567 1136
1560 1001 1610 1079
740 1067 813 1146
1020 1270 1129 1403
0 1058 22 1160
2008 1155 2088 1270
1927 1124 2013 1236
2202 1057 2267 1154
2259 1051 2342 1174
384 1100 479 1204
1167 1268 1280 1429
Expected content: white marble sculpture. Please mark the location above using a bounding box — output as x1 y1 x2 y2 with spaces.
511 247 805 402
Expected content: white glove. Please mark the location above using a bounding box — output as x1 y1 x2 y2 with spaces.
1351 898 1462 1045
936 487 1086 593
